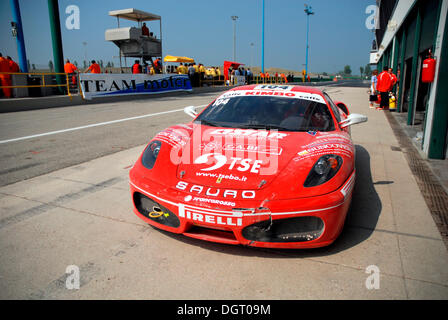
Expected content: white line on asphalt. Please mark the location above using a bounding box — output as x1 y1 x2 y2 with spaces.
0 105 206 145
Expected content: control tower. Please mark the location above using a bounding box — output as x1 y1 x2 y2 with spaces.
105 8 162 72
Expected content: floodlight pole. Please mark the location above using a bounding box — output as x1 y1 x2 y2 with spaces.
261 0 265 73
231 16 238 61
250 42 254 68
10 0 28 72
304 4 314 76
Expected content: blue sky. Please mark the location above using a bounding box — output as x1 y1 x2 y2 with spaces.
0 0 376 74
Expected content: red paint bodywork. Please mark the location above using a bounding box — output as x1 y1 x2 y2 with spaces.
129 85 358 249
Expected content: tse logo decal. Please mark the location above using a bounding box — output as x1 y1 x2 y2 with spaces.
194 153 263 173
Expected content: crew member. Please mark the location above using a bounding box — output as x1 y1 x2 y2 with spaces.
177 63 187 75
188 63 195 84
64 59 78 84
143 62 149 74
388 68 397 93
209 66 216 79
85 60 101 73
132 60 142 74
153 58 162 74
142 23 150 36
0 53 12 98
369 69 378 109
215 67 221 81
376 66 393 110
7 56 20 73
280 73 287 83
199 63 206 85
193 62 199 73
64 59 77 73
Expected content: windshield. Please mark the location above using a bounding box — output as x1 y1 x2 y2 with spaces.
195 96 335 132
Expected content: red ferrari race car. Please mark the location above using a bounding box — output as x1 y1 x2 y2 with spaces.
129 85 367 248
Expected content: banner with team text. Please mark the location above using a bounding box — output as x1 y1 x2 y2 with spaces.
79 73 192 99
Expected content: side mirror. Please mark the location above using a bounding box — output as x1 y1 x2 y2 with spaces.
334 101 349 115
339 113 368 128
184 106 198 118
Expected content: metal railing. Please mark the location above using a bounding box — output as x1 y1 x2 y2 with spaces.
253 76 288 84
199 75 225 87
0 72 76 99
198 75 290 87
226 76 289 85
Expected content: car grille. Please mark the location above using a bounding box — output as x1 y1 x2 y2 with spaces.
242 216 324 243
133 192 180 228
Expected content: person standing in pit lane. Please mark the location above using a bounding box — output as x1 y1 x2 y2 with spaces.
376 66 393 110
0 53 12 98
132 60 142 74
85 60 101 73
369 69 378 109
7 56 20 73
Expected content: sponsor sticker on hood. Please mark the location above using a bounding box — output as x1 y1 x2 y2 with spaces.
217 86 326 104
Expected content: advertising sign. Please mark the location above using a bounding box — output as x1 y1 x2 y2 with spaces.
79 73 192 99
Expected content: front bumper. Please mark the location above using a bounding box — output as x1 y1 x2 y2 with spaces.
129 171 355 249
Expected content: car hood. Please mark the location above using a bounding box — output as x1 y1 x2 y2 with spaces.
173 124 327 190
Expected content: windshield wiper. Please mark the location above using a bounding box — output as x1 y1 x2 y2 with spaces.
238 124 302 131
195 119 220 127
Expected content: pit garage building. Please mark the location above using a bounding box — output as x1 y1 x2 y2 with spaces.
370 0 448 159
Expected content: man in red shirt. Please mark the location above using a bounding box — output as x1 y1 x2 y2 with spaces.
142 23 150 37
376 66 393 110
7 56 20 73
0 53 12 98
388 68 398 93
85 60 101 73
132 60 142 74
388 68 397 86
64 59 78 85
153 58 162 74
64 59 77 74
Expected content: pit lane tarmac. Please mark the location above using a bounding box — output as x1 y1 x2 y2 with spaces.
385 111 448 249
0 87 447 299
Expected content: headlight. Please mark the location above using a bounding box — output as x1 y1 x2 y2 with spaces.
304 155 342 187
141 140 162 169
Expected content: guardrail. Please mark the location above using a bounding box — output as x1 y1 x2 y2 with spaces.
0 72 76 99
171 73 332 88
253 76 288 84
199 75 225 87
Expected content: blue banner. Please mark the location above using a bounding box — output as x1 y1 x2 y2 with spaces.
79 73 192 99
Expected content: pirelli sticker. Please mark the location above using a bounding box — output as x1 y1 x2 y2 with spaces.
178 204 243 227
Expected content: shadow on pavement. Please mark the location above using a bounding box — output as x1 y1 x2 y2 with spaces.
152 144 383 258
